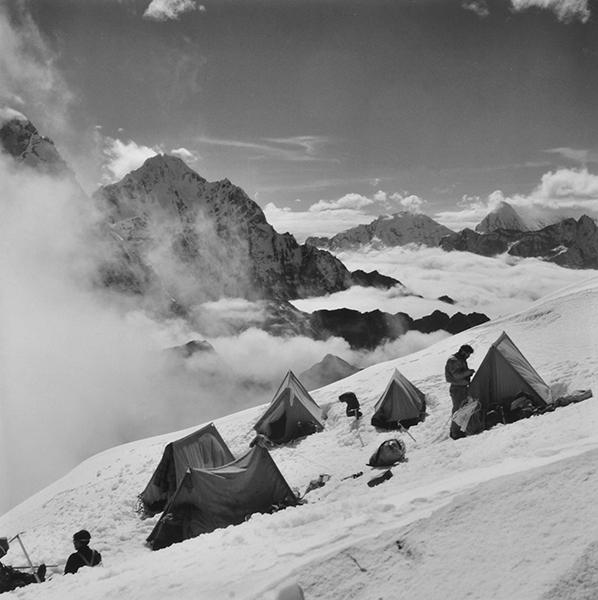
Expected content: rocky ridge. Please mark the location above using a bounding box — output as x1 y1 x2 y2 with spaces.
306 211 454 250
441 216 598 269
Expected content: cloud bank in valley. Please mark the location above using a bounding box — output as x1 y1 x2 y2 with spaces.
292 245 594 320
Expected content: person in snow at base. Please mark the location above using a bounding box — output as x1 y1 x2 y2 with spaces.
445 344 475 440
0 537 46 593
64 530 102 575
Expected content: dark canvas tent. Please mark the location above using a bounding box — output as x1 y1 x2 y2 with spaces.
139 423 235 516
468 331 552 412
253 371 325 444
147 446 298 550
371 369 426 429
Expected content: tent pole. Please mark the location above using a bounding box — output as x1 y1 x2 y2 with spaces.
398 422 416 442
13 534 40 583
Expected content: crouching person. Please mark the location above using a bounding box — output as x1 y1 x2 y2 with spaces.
64 530 102 575
0 537 46 593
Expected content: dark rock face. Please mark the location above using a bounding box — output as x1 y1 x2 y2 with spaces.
438 295 455 304
350 269 402 289
0 117 70 176
306 212 454 250
440 217 598 269
308 308 489 349
95 155 392 303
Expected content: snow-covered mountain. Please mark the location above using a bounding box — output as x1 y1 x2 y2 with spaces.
298 353 360 391
0 110 70 176
441 215 598 269
475 200 565 233
475 200 529 232
305 212 454 251
2 275 597 600
95 155 402 303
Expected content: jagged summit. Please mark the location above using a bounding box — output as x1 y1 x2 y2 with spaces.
306 211 454 250
0 112 70 175
476 201 529 233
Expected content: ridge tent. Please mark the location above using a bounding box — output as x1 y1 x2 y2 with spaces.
468 331 552 413
254 371 325 444
371 369 426 430
139 423 235 517
147 446 298 550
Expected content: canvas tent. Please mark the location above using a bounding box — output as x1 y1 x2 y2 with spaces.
371 369 426 429
468 331 552 412
147 446 298 550
254 371 325 444
139 423 235 517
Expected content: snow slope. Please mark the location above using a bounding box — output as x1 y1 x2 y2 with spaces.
1 276 598 600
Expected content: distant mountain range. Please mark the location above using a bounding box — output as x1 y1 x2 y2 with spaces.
441 215 598 269
306 211 454 250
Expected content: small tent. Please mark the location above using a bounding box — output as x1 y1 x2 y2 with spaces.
468 331 552 413
147 446 298 550
253 371 325 444
371 369 426 429
139 423 235 517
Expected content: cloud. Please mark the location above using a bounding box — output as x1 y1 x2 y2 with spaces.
171 146 200 162
434 167 598 230
198 135 336 162
400 194 426 213
264 202 374 241
544 147 598 164
102 136 160 182
462 0 491 18
509 0 590 23
143 0 205 21
264 189 428 241
0 4 73 134
309 245 593 320
309 193 374 212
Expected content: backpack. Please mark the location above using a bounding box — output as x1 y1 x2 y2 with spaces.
367 439 406 467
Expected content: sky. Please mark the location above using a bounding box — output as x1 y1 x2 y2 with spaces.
3 0 598 239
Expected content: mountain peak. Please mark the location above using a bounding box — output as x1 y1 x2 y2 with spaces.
476 201 528 233
0 113 70 175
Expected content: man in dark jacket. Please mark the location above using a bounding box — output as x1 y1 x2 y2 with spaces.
64 530 102 575
445 344 475 439
0 537 45 593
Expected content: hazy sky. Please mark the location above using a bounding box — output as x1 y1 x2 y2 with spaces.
2 0 598 235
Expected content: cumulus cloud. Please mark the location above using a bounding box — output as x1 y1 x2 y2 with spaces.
462 0 491 18
510 0 590 22
309 193 374 212
264 189 427 241
143 0 205 21
102 136 160 182
171 146 199 162
435 167 598 231
0 4 73 134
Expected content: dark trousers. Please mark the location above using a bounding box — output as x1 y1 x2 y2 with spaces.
449 385 469 439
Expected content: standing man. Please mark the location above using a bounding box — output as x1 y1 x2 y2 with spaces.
445 344 475 439
64 530 102 575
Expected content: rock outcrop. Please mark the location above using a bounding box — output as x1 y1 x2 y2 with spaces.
309 308 489 350
441 216 598 269
306 212 454 250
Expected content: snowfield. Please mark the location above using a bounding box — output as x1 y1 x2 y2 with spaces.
1 275 598 600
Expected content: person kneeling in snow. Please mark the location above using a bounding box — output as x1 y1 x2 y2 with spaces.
0 537 46 593
64 530 102 575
